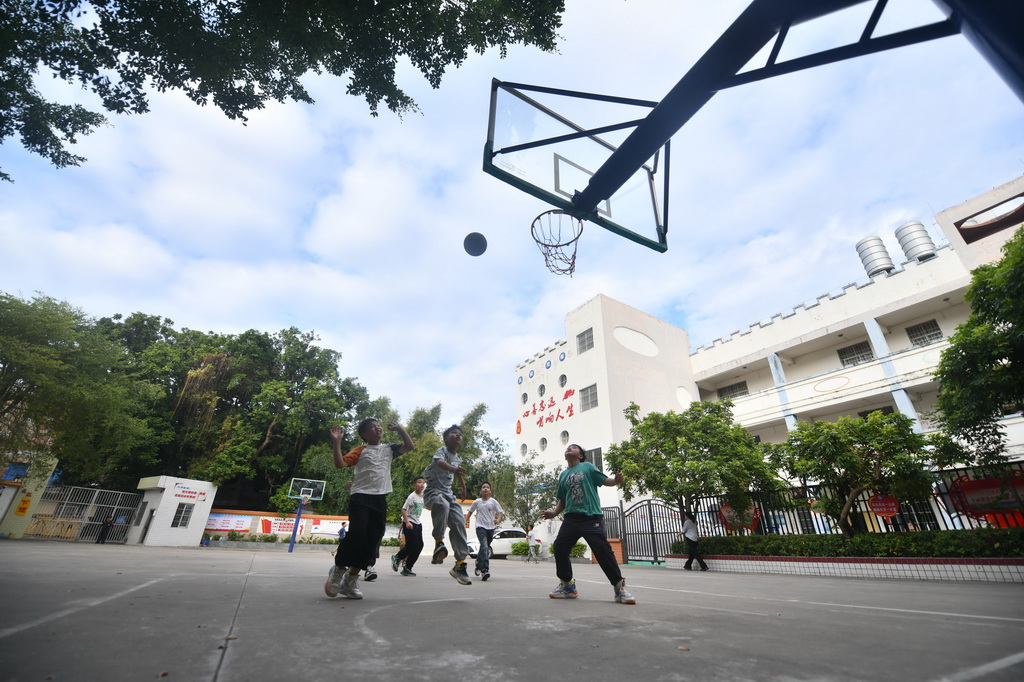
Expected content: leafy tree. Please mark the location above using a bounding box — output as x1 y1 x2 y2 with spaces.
933 225 1024 463
765 411 937 538
502 450 559 531
2 0 566 180
1 293 160 488
606 401 784 518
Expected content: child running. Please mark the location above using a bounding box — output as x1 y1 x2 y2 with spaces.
391 476 426 576
325 419 413 600
465 482 503 581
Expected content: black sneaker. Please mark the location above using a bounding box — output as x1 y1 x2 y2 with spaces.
391 555 400 572
364 568 378 582
482 572 490 581
432 543 448 564
449 563 472 585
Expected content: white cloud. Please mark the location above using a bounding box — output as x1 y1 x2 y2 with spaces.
2 0 1023 447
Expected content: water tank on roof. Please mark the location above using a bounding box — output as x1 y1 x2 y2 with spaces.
895 221 936 261
856 236 895 277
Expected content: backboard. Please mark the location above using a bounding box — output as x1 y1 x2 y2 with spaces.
483 80 670 252
287 478 326 502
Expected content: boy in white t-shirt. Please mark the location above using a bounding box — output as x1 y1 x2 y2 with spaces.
526 525 542 563
324 419 413 600
465 482 503 581
392 476 426 576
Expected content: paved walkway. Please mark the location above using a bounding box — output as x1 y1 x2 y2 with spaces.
1 541 1023 681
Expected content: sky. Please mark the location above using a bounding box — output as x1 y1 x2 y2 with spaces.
2 0 1023 449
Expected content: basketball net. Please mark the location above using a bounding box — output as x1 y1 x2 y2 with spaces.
531 209 584 276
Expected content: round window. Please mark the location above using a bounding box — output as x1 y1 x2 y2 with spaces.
521 392 528 404
559 374 567 388
560 430 569 445
538 384 546 397
519 443 528 456
539 437 548 451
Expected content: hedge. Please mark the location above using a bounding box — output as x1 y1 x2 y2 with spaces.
669 527 1024 559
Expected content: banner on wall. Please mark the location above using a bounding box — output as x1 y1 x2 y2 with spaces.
205 513 252 532
717 504 762 531
311 518 347 536
260 517 304 535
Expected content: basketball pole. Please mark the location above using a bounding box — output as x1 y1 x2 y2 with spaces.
288 495 309 553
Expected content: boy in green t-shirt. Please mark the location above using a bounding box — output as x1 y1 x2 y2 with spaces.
541 444 635 604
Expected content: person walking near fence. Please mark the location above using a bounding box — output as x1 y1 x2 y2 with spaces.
679 511 709 571
541 444 635 604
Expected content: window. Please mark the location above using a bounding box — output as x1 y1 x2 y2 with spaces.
717 381 749 400
858 406 894 419
576 327 594 354
906 319 943 347
519 444 528 456
171 502 194 528
539 437 548 451
580 384 599 412
560 430 569 445
838 341 874 367
521 392 528 404
559 374 567 388
538 384 546 397
585 447 603 471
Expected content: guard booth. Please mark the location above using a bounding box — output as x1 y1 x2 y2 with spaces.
127 476 217 547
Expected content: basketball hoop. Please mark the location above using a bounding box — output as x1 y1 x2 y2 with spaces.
531 209 584 276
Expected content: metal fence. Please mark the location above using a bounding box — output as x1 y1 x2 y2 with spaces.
23 486 142 543
608 461 1024 564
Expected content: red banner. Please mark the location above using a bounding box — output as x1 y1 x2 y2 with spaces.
948 472 1024 523
717 504 762 531
868 495 900 518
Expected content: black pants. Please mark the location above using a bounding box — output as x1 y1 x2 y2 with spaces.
394 522 424 570
685 538 708 570
553 513 622 586
335 493 387 571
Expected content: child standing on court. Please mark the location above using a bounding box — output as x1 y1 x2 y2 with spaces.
541 444 636 604
325 419 414 600
526 524 542 563
423 424 473 585
392 476 426 576
465 482 503 581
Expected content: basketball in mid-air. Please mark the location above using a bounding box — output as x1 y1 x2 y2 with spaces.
464 232 487 257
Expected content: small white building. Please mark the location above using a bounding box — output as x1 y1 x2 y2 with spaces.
127 476 218 547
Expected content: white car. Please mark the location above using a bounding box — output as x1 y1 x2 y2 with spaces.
482 528 528 558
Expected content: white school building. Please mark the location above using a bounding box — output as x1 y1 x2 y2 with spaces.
513 175 1024 515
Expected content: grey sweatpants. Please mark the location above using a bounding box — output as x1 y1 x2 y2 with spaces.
424 488 470 561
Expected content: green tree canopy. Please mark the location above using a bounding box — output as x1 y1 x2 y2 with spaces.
1 293 161 485
606 401 784 517
765 411 935 537
934 225 1024 463
1 0 566 180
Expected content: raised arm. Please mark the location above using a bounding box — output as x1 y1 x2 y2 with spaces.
388 422 415 454
330 425 347 469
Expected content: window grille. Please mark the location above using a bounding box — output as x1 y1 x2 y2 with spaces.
717 381 749 400
585 448 603 471
580 384 599 412
906 319 943 347
838 341 874 367
576 328 594 354
171 503 194 528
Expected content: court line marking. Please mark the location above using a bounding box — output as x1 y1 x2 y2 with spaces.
0 578 164 640
936 649 1024 682
624 583 1024 623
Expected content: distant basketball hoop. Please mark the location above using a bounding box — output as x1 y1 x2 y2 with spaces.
531 209 584 276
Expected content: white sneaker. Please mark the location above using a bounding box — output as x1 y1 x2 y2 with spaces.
339 570 363 599
324 565 345 598
614 578 636 604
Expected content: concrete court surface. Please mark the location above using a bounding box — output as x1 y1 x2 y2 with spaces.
1 542 1022 682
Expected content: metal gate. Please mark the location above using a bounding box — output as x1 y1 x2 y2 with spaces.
621 499 683 564
23 485 142 544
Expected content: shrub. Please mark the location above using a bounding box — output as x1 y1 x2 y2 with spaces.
674 527 1024 559
511 541 529 556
